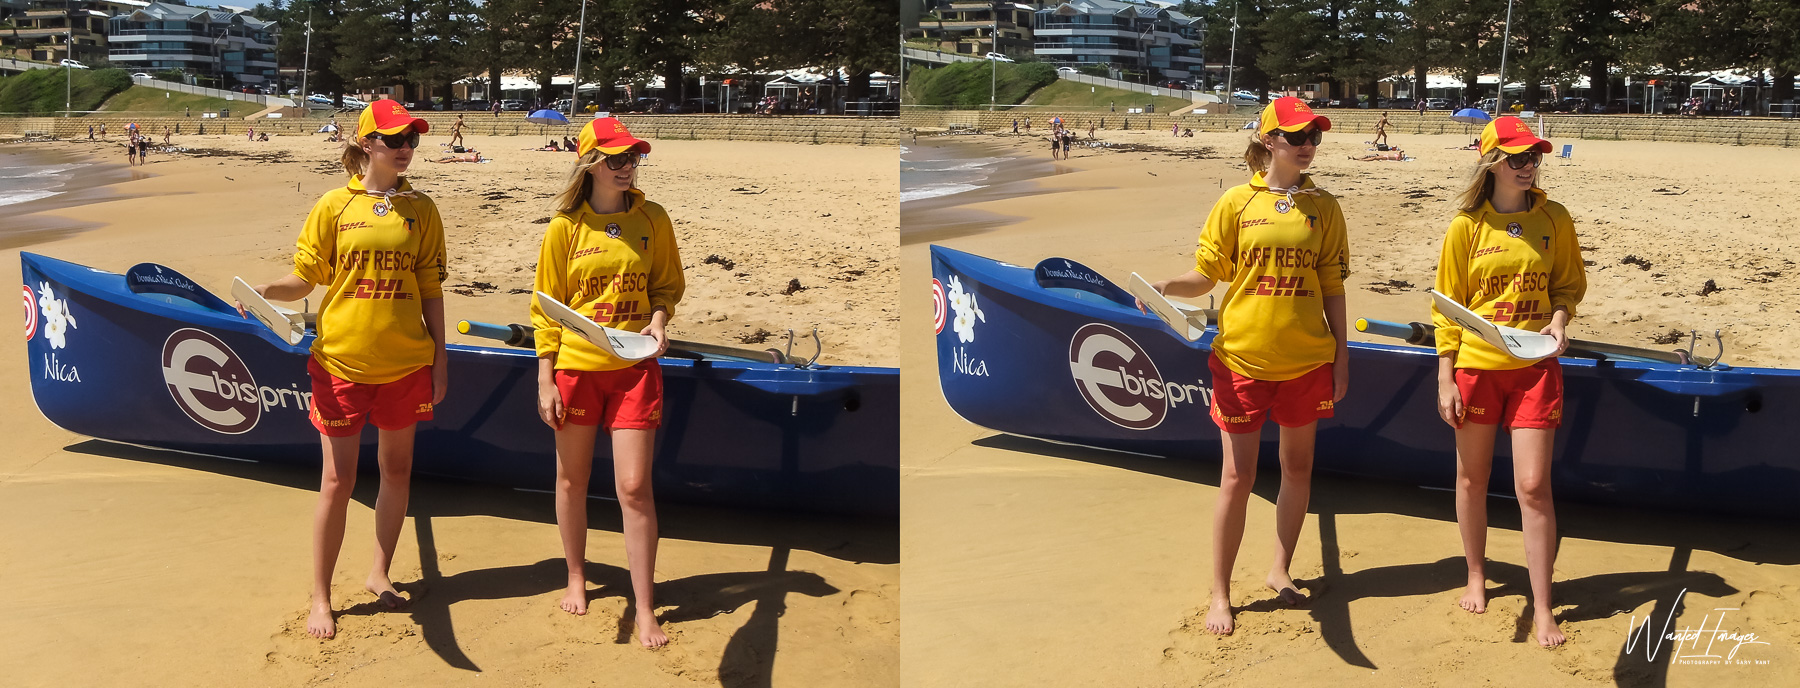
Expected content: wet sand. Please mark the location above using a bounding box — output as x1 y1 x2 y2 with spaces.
900 128 1800 686
0 134 898 686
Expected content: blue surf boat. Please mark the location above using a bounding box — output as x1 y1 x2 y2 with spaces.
22 252 898 516
930 244 1800 518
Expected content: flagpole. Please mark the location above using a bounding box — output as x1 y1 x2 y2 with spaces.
300 10 312 105
572 0 588 116
1496 0 1514 114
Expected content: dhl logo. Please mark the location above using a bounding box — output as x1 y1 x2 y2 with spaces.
1244 275 1314 297
1316 400 1333 411
1487 299 1549 323
415 403 433 413
591 299 652 323
344 278 412 300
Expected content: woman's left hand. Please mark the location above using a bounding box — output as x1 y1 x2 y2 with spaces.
1332 354 1350 403
642 310 670 358
431 349 449 405
1539 312 1571 357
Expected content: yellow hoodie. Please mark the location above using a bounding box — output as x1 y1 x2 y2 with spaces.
531 189 686 371
1194 171 1350 381
292 175 446 384
1432 188 1587 371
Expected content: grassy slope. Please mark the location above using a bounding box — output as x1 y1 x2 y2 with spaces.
1021 79 1194 113
905 61 1057 108
99 85 235 114
0 68 131 114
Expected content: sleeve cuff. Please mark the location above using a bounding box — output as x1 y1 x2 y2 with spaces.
1434 328 1462 356
1551 299 1577 319
534 328 561 358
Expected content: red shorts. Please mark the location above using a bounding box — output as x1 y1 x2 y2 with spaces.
307 358 434 436
1454 359 1563 429
554 360 663 430
1208 354 1335 434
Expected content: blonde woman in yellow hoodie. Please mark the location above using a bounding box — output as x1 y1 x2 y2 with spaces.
1431 115 1586 648
531 117 684 648
1143 97 1350 636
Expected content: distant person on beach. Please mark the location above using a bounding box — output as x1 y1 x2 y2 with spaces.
138 135 149 163
531 117 683 648
237 101 445 640
1373 111 1390 147
1140 97 1348 637
1431 115 1583 648
1049 128 1062 160
1024 118 1032 134
449 114 465 149
162 126 171 145
125 132 137 166
1418 99 1427 116
99 123 106 139
492 101 502 117
1349 149 1406 161
1088 121 1096 138
1012 119 1019 135
1173 122 1180 137
87 125 93 140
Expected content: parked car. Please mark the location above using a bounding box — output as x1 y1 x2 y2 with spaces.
1055 66 1079 76
1425 98 1450 110
985 51 1014 62
678 98 720 113
1231 90 1259 102
500 99 526 111
452 99 488 111
130 72 152 79
1388 98 1415 110
59 59 88 69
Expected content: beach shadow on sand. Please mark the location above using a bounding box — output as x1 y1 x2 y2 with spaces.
971 433 1789 684
66 439 891 685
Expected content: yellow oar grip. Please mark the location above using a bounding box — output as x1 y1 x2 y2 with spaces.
1354 317 1370 332
456 320 472 335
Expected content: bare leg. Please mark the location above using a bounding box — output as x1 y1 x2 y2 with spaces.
1454 422 1499 613
554 422 602 615
365 425 415 608
1266 422 1315 606
1207 428 1262 635
1512 427 1564 647
309 432 362 639
613 427 667 647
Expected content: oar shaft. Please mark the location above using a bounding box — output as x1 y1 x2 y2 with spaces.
1354 317 1695 365
457 320 788 364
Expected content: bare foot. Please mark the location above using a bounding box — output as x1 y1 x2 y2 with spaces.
1535 608 1566 647
365 574 409 609
1458 575 1488 614
1203 597 1234 636
560 576 588 615
306 600 336 639
1265 571 1309 606
636 609 668 648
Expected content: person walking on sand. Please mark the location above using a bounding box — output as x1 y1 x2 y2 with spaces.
87 124 93 140
1432 115 1583 648
1373 111 1390 147
163 126 171 146
532 116 684 649
449 114 466 149
237 101 447 640
1418 99 1427 116
125 131 137 166
1140 97 1350 636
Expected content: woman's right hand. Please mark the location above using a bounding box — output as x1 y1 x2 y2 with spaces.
537 378 565 430
1437 379 1465 429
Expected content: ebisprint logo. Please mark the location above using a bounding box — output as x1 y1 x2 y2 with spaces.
161 328 310 434
1068 323 1211 430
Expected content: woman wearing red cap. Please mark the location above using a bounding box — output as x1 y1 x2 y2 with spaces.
1432 115 1585 647
1141 96 1350 635
531 116 684 648
238 100 447 639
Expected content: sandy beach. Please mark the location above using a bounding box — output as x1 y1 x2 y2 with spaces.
0 133 897 686
900 128 1800 686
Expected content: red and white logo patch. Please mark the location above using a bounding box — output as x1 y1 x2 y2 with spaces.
23 285 37 341
931 278 946 335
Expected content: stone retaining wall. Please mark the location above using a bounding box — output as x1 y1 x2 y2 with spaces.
0 114 901 147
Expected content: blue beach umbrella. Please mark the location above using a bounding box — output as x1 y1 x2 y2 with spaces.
1449 108 1491 125
526 108 570 139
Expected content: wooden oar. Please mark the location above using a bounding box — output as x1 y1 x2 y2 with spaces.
456 320 789 364
1353 317 1712 366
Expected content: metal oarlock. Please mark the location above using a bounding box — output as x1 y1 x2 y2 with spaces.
781 327 823 369
1675 330 1727 370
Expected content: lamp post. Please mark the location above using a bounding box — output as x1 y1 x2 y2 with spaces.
300 11 312 105
64 0 71 116
1225 1 1239 105
989 1 998 111
572 0 587 116
1496 0 1514 114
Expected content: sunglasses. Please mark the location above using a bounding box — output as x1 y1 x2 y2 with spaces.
1504 151 1542 169
373 131 419 149
601 152 642 171
1275 127 1323 147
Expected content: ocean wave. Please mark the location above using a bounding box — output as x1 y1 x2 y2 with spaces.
900 183 982 203
0 162 91 179
0 189 61 207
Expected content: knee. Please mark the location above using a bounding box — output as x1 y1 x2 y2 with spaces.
1516 475 1554 508
616 475 655 510
320 471 356 498
1280 456 1313 481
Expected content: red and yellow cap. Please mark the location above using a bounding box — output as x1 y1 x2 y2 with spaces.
356 99 429 138
1258 97 1331 134
577 117 651 157
1479 116 1552 155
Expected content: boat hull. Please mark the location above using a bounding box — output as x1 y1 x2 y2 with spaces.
931 244 1800 518
23 252 898 516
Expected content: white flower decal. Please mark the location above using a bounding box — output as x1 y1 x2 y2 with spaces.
37 282 76 349
947 275 985 343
